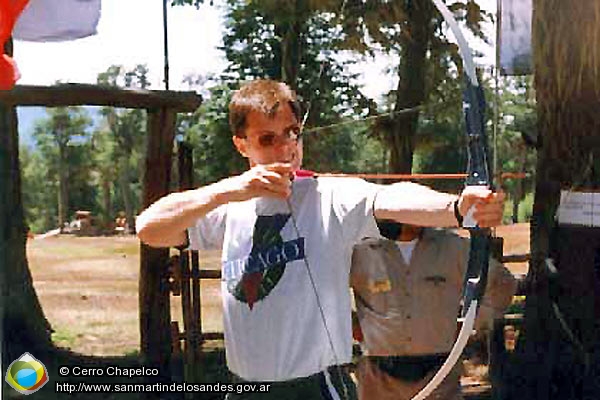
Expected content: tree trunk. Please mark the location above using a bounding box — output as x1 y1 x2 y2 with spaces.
512 145 527 223
1 40 53 363
118 157 135 234
506 2 600 399
102 177 112 228
387 1 434 173
57 143 69 231
279 1 302 90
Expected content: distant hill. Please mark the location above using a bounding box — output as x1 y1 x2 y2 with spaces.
17 106 102 148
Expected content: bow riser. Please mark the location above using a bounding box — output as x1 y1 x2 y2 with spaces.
463 79 491 187
462 78 493 317
462 229 491 318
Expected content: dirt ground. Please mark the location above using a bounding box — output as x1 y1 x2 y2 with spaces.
26 235 223 356
26 223 529 357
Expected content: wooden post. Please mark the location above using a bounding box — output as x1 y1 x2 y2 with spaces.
190 250 202 378
139 107 177 391
176 141 203 387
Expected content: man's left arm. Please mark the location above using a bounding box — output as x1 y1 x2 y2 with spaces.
373 182 504 228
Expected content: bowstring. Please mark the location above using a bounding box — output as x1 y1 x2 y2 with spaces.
285 1 352 398
285 198 350 399
302 99 459 135
304 105 420 134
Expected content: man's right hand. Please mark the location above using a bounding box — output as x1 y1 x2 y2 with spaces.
220 163 294 203
136 163 294 248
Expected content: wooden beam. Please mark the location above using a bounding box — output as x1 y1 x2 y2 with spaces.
0 84 202 112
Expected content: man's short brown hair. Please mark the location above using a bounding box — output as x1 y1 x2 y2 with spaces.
229 79 302 137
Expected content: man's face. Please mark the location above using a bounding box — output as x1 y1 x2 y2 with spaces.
232 104 303 171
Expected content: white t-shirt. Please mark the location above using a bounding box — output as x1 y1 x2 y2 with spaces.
396 238 419 264
188 177 380 381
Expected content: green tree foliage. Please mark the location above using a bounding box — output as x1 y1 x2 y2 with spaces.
95 65 149 232
219 0 374 172
25 107 93 232
20 145 56 233
406 72 465 174
20 65 152 234
172 1 381 174
495 75 537 222
412 71 467 192
177 82 246 184
172 1 490 175
413 72 537 206
338 0 490 172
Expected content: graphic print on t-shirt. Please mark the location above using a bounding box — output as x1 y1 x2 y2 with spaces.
222 214 305 310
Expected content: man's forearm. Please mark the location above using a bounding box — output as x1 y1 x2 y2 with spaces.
136 180 230 248
137 164 296 248
373 182 458 227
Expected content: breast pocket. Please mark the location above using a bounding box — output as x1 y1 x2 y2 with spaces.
421 274 460 320
423 275 448 286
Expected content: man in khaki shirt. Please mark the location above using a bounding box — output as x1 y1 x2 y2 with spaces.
350 222 516 400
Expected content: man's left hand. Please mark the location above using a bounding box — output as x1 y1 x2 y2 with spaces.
457 187 505 228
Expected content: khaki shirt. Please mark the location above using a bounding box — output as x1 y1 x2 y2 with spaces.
350 228 516 356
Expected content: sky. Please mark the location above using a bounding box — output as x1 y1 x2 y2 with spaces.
13 0 497 144
14 0 227 91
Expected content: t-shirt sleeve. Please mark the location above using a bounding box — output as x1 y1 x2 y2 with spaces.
330 178 381 243
187 204 227 250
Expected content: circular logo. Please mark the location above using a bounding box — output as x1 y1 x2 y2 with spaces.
5 352 49 395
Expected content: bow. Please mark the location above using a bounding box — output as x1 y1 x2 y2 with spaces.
411 1 493 399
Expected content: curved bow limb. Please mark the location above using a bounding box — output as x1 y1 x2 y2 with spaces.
410 0 493 398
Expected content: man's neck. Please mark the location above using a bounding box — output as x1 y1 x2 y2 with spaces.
397 227 423 242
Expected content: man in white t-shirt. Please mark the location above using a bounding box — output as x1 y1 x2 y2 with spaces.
136 79 505 400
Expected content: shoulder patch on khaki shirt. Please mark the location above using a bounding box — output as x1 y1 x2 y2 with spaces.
367 278 392 294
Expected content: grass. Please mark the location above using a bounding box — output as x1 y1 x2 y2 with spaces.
51 329 78 348
27 235 223 356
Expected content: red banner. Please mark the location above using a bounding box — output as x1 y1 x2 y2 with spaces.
0 0 29 90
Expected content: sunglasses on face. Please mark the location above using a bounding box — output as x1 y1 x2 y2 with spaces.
243 126 303 148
